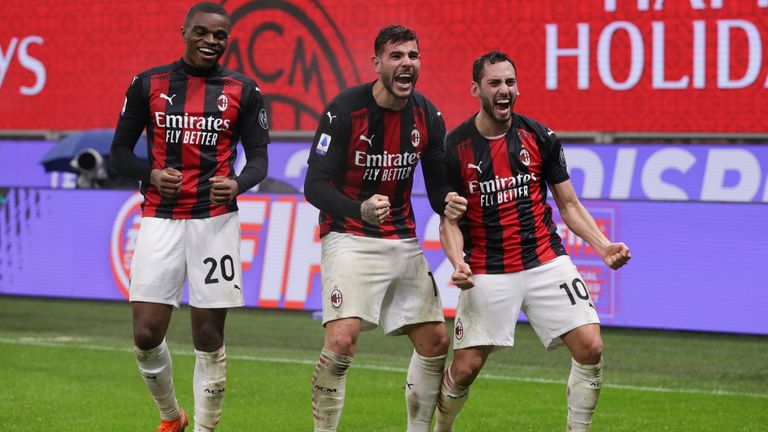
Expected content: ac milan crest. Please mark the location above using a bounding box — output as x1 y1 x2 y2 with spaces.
520 148 531 166
410 128 421 147
455 318 464 340
217 93 229 112
330 288 343 308
224 0 360 130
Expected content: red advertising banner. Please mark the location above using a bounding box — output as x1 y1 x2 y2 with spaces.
1 0 766 132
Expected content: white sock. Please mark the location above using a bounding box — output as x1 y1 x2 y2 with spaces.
434 364 470 432
406 351 447 432
566 356 603 432
312 348 353 432
193 345 227 432
134 339 180 421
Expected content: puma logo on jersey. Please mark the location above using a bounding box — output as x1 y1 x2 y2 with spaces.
326 111 337 124
160 93 176 106
359 134 374 146
467 161 483 174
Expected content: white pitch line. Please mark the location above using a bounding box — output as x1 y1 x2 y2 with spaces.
2 337 766 400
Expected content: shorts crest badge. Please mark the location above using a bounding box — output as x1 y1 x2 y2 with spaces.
455 318 464 340
330 288 343 308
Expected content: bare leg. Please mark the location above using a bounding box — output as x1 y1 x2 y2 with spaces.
133 302 173 350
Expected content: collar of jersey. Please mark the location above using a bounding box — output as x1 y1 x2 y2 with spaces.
178 58 223 77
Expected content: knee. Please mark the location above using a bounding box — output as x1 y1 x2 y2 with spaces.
423 330 450 357
573 338 603 365
133 323 164 351
195 324 225 352
450 357 483 386
326 331 357 356
408 324 451 357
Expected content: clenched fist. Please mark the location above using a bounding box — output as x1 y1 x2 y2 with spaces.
150 167 182 198
444 192 467 222
361 194 390 225
210 176 238 206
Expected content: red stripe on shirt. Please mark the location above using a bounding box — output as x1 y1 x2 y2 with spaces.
173 77 205 219
520 131 559 263
339 107 368 235
208 79 243 217
377 111 401 239
489 136 524 272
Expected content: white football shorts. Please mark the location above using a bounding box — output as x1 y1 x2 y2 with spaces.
129 212 244 309
452 255 599 351
320 232 444 335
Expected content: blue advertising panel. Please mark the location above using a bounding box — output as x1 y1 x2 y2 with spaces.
4 140 768 203
1 187 766 335
566 144 768 203
0 140 58 187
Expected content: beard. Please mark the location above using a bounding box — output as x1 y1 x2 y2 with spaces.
479 92 515 123
381 69 418 100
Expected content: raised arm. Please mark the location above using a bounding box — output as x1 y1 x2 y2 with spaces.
549 179 631 270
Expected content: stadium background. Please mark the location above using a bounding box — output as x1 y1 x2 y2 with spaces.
2 0 767 334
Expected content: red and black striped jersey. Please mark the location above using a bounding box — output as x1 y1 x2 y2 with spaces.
112 60 269 219
305 82 448 239
445 113 569 274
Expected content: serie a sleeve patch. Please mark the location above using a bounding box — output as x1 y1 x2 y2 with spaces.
316 133 332 155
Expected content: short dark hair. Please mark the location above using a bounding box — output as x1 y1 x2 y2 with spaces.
472 51 516 83
374 25 419 56
184 2 230 28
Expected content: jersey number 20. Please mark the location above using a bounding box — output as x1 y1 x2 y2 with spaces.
204 255 236 284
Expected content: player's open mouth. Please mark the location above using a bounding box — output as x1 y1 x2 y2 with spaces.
198 47 218 59
495 98 510 110
395 73 413 87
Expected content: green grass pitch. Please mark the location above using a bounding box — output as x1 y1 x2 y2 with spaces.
0 296 766 431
